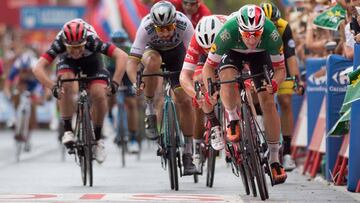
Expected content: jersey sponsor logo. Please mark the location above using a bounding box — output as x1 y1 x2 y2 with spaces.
185 53 194 62
288 39 295 48
220 30 231 42
210 44 217 54
270 30 280 42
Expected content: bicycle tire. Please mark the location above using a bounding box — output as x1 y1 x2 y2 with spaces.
167 104 179 191
206 146 216 188
242 104 268 200
83 104 94 187
193 174 199 183
76 110 87 186
238 162 250 195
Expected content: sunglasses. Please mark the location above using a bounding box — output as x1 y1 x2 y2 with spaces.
64 40 86 48
154 23 176 32
240 29 263 39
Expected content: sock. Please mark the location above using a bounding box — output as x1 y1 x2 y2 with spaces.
268 142 280 164
205 110 220 127
129 130 137 142
282 135 292 155
226 107 240 121
194 138 203 154
184 136 193 155
63 119 72 132
145 96 155 115
94 126 102 141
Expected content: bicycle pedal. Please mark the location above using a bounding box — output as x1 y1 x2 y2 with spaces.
67 148 75 155
156 148 164 156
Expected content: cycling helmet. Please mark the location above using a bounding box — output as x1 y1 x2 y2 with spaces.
260 2 281 21
150 1 177 26
195 15 227 49
111 29 129 41
237 4 266 32
62 19 87 46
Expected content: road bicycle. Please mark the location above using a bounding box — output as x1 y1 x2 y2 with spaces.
137 65 186 191
57 73 109 187
208 65 274 200
193 81 220 187
13 90 32 162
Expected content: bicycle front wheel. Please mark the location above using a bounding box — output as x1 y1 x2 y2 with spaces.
166 104 179 191
206 146 216 188
83 104 94 187
242 104 268 200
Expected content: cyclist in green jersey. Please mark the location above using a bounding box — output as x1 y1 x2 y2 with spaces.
202 4 287 184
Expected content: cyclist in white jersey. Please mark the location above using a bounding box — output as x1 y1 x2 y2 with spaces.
126 1 197 175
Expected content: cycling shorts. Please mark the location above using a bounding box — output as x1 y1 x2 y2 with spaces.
218 50 274 92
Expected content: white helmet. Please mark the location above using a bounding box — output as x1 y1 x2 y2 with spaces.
150 1 177 26
237 4 266 32
195 15 227 49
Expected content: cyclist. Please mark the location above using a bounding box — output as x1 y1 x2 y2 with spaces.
126 1 197 175
4 46 40 149
180 15 227 170
261 2 304 171
202 4 287 184
32 18 128 164
108 30 140 153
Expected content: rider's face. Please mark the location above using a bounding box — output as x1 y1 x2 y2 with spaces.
154 23 176 41
240 30 263 50
182 1 200 15
66 45 85 59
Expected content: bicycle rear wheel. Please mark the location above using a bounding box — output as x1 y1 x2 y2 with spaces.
83 104 94 187
238 162 250 195
167 104 179 191
206 146 216 188
242 104 268 200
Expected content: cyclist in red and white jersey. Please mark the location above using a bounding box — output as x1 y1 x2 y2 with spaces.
180 15 227 170
126 1 198 175
33 18 128 164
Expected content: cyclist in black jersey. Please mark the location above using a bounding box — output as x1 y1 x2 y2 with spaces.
33 18 128 164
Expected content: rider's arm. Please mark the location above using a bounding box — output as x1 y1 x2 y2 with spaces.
125 20 150 84
180 35 201 98
109 47 128 85
32 57 55 90
180 69 196 98
283 24 300 78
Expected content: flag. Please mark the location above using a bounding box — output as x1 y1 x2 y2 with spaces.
313 4 346 31
329 68 360 135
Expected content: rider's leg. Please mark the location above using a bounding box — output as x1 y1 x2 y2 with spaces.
142 50 162 139
219 67 241 142
58 71 76 145
257 91 287 183
278 93 296 171
89 81 108 163
89 82 108 141
125 96 140 153
173 87 197 175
